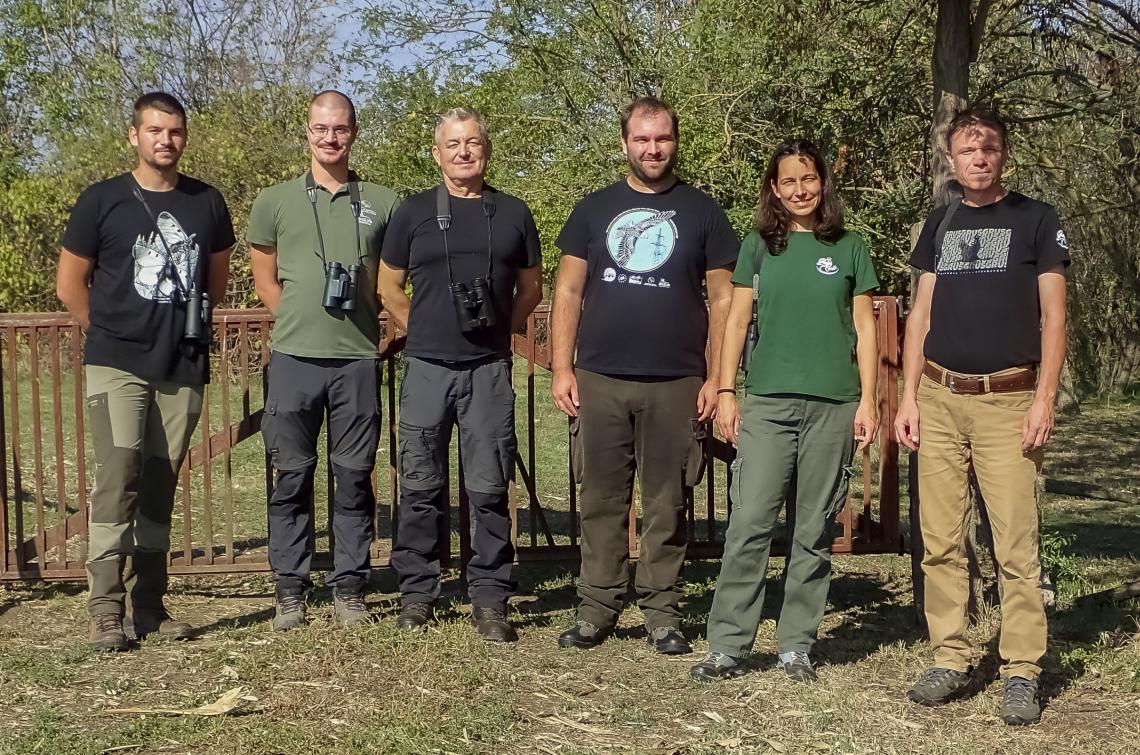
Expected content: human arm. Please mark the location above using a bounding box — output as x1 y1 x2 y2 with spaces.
208 248 232 305
852 293 879 451
56 248 94 330
377 260 411 333
698 267 733 422
511 265 543 332
550 255 587 417
894 272 935 450
1022 267 1066 451
249 244 282 315
715 286 754 446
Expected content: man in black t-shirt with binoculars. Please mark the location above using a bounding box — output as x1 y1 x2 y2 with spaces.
379 107 543 642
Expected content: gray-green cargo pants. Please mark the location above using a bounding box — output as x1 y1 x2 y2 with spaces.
85 365 203 616
705 394 856 657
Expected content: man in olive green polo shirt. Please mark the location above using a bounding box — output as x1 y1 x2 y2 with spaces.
249 90 398 631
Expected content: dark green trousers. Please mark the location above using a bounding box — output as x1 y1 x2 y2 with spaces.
705 394 856 657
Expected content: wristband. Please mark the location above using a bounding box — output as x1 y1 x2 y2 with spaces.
716 388 737 395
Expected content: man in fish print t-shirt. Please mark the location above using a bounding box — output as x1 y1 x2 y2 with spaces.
57 92 235 651
550 96 738 654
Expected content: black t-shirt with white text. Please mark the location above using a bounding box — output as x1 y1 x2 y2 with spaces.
910 192 1070 374
380 186 542 361
61 173 236 384
556 179 738 377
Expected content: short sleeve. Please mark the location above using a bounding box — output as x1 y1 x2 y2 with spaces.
850 234 879 295
60 185 102 258
1034 206 1071 272
521 202 542 268
246 189 278 247
730 232 761 288
909 208 941 272
212 190 236 253
704 202 739 271
379 201 414 270
555 200 591 259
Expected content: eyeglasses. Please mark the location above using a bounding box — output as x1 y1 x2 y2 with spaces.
308 124 353 138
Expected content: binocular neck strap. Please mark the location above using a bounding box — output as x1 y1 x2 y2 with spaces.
435 183 495 286
130 175 191 300
306 171 366 270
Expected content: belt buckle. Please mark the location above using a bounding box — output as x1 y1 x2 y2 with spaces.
947 374 957 393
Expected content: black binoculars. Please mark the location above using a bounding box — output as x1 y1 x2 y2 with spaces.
450 277 497 332
183 284 212 344
741 319 758 372
323 261 359 311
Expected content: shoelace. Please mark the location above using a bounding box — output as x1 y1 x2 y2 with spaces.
1005 679 1036 708
918 667 957 688
705 652 737 668
478 607 508 621
338 594 367 612
404 603 432 618
279 596 304 614
784 651 811 667
95 614 122 632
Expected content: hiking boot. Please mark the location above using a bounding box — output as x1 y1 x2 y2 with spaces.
131 607 193 640
907 666 972 706
396 601 434 631
272 594 308 632
647 626 691 655
472 605 518 643
89 613 130 652
778 651 817 682
690 652 748 682
1000 676 1041 726
333 593 371 626
557 620 611 649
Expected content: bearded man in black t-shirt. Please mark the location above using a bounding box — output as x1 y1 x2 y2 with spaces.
895 106 1068 726
550 97 738 654
56 92 235 651
378 108 543 641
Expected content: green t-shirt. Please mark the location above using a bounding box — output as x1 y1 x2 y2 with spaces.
732 229 879 401
247 173 399 358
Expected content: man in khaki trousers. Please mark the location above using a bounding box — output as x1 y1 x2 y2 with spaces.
895 105 1068 726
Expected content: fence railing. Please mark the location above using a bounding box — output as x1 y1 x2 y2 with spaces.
0 298 903 582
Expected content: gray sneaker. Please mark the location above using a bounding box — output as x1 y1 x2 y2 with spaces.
1000 676 1041 726
778 651 817 682
333 593 371 626
272 594 307 632
906 666 971 706
690 652 748 682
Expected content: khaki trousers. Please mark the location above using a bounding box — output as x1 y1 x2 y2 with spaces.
917 366 1046 679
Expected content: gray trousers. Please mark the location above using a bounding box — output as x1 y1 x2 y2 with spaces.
705 394 856 657
85 365 203 616
573 368 703 631
391 356 517 608
263 352 380 597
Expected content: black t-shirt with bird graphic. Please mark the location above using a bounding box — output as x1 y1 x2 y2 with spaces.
62 173 235 384
556 179 738 377
910 191 1070 374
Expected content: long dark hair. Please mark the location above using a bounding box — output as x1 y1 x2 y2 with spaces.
754 140 844 253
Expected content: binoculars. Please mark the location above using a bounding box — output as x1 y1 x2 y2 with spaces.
323 261 360 311
450 277 497 332
183 284 212 344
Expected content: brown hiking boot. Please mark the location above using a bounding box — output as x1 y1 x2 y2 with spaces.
89 613 130 652
131 607 193 640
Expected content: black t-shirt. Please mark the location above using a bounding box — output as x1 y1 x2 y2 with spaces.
556 179 738 377
910 191 1070 374
61 173 236 384
380 186 542 361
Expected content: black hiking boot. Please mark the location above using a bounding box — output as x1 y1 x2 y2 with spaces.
89 613 130 652
557 620 611 649
647 626 691 655
272 594 308 632
397 601 435 631
1000 676 1041 726
472 605 518 642
690 652 748 682
907 666 972 706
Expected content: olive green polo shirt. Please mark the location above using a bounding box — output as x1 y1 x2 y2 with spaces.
247 172 399 358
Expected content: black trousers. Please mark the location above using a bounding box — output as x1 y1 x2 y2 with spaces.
263 352 380 598
391 356 517 609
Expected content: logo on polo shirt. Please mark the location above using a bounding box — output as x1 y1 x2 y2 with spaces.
816 257 839 275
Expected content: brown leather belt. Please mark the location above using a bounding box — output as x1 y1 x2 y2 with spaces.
923 362 1037 395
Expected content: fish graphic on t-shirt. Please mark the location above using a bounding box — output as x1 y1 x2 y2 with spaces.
613 210 676 267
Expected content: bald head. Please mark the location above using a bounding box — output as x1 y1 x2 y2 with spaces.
309 90 356 129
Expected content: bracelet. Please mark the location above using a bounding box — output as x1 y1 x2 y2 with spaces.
716 388 737 395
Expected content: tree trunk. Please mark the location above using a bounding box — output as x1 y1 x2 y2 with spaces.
931 0 972 207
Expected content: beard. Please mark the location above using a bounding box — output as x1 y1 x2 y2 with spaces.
627 150 677 184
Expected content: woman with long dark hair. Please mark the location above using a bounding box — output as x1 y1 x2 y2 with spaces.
690 140 880 682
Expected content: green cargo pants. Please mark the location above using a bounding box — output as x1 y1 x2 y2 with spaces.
705 394 856 657
85 365 203 616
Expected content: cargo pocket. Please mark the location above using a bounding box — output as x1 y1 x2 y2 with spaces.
683 420 708 487
398 420 444 491
569 416 584 485
261 396 278 463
